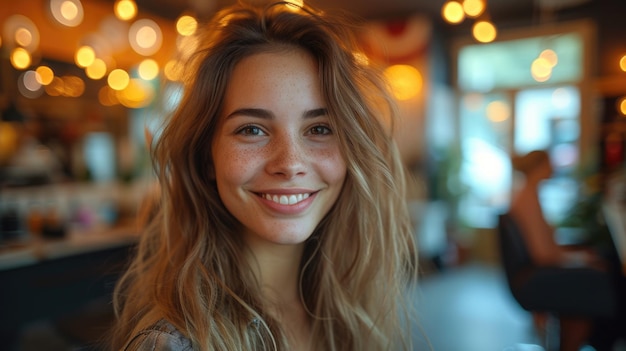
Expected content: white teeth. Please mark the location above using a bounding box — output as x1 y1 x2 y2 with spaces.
263 193 310 205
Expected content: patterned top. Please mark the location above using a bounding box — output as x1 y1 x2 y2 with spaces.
123 320 193 351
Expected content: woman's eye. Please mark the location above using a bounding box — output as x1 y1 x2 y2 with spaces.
309 125 332 135
236 125 265 136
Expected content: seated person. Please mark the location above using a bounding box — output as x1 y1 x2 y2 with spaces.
509 150 602 268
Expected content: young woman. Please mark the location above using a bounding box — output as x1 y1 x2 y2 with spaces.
111 2 417 350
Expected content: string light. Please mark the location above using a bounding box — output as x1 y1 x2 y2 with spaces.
114 0 137 21
472 20 497 43
463 0 485 18
108 68 130 90
442 1 465 24
176 15 198 36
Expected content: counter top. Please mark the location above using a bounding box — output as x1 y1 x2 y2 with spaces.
0 223 139 271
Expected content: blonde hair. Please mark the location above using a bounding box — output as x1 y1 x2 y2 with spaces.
112 2 417 350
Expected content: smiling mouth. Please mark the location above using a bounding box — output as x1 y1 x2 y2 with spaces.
260 193 311 205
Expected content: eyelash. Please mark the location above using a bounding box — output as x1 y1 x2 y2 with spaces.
235 124 265 136
234 124 333 136
308 124 332 135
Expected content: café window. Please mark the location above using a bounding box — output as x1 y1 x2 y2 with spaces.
453 22 594 228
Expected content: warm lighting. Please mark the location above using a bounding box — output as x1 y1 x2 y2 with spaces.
138 59 159 80
114 0 137 21
86 58 107 80
15 28 33 47
116 78 155 108
164 59 183 81
176 34 199 62
0 122 19 164
383 64 422 101
49 0 84 27
285 0 304 11
4 15 40 52
486 100 510 122
353 52 369 66
473 20 497 43
18 70 44 99
620 55 626 72
35 66 54 85
539 49 558 67
442 1 465 24
75 45 95 68
45 77 64 96
10 47 31 70
531 57 552 82
23 70 42 92
463 0 485 17
618 96 626 116
62 75 85 97
99 86 119 106
108 69 130 90
129 19 162 56
176 15 197 36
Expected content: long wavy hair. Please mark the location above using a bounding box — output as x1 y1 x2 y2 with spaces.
112 2 417 350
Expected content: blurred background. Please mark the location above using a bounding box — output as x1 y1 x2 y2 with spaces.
1 0 625 350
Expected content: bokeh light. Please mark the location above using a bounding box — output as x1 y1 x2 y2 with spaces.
114 0 137 21
129 19 162 56
49 0 84 27
35 66 54 85
531 57 552 82
3 15 40 52
463 0 485 17
75 45 95 68
473 20 497 43
86 58 108 80
108 68 130 90
176 15 197 36
486 100 511 122
383 64 422 101
10 47 31 70
138 59 159 80
442 1 465 24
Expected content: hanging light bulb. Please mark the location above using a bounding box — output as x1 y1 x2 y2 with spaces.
75 45 95 68
463 0 485 18
442 1 465 24
114 0 137 21
10 47 31 70
176 15 198 37
472 20 497 43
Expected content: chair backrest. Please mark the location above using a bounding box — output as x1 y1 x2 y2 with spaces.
497 213 534 290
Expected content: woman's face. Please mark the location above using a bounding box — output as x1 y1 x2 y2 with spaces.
211 49 347 247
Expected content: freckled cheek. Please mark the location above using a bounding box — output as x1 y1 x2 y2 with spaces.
214 146 265 183
314 148 347 183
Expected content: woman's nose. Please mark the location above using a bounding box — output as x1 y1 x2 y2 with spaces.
265 134 307 178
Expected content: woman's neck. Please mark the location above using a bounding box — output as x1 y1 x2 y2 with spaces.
245 238 312 349
245 237 305 304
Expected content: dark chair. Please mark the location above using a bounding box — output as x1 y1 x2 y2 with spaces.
497 213 618 351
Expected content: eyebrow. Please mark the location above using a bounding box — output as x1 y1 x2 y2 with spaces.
225 107 328 120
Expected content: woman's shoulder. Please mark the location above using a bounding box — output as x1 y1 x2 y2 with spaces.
123 319 193 351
